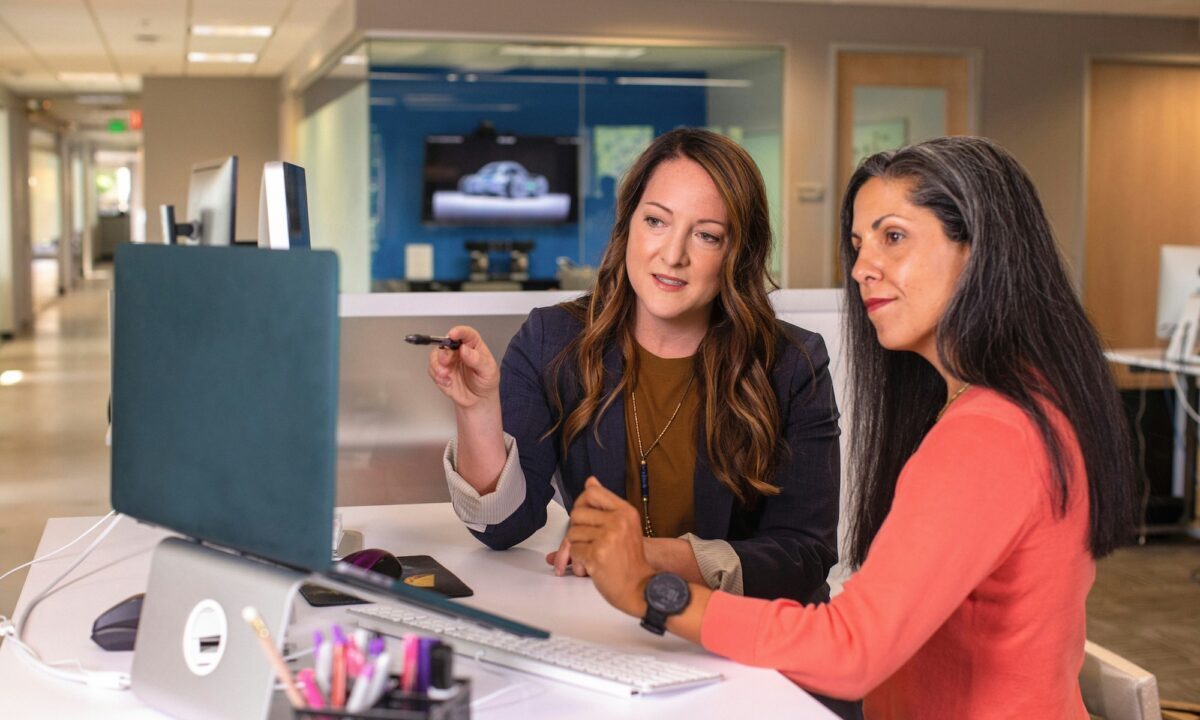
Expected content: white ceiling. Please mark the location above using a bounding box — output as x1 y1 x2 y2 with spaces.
0 0 1196 98
0 0 343 96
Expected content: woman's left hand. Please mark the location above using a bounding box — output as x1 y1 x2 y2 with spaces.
567 477 655 618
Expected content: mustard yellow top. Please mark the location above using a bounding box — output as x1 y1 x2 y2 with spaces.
622 344 699 539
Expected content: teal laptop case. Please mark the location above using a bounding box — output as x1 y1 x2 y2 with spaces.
111 244 339 572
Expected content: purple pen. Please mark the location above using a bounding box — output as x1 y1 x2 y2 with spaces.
368 637 386 659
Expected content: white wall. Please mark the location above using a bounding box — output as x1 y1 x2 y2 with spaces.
0 86 33 335
142 77 281 244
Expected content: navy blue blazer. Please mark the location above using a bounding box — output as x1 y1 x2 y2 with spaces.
473 304 842 604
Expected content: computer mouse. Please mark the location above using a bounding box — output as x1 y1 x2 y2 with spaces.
91 592 145 651
341 548 403 580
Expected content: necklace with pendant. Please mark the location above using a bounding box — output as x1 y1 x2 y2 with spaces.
630 374 695 537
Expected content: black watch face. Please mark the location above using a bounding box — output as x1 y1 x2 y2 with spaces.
646 573 689 614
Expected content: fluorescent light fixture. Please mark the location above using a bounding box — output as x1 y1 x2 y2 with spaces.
0 370 24 386
615 77 751 88
191 25 272 38
341 55 367 65
187 52 257 64
500 44 645 59
58 72 119 83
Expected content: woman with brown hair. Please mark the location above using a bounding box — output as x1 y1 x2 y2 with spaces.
427 128 843 653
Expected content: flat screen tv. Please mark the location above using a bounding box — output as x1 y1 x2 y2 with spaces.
422 133 580 225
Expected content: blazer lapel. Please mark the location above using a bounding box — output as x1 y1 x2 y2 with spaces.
692 427 734 539
586 343 627 497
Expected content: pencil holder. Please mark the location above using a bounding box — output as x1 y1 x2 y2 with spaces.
292 678 470 720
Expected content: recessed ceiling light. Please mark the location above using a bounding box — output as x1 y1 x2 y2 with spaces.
187 52 257 64
191 25 272 38
499 44 646 59
58 72 120 83
0 370 24 386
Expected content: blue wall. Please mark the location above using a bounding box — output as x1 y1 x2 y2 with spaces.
368 68 707 283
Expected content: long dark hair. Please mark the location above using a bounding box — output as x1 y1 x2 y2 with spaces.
547 128 785 503
840 136 1136 566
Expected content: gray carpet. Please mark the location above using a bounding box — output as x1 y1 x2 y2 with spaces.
1087 537 1200 702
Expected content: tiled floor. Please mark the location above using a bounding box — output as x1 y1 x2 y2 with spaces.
0 269 1197 703
0 269 112 618
31 257 60 314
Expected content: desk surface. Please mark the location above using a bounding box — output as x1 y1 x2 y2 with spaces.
1107 347 1200 376
0 503 835 719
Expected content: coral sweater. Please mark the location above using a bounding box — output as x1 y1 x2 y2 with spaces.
701 388 1094 719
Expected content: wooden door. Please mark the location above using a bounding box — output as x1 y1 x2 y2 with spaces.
1085 61 1200 363
834 51 973 281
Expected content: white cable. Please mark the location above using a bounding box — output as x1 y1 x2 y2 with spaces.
0 513 131 690
0 510 116 585
1168 371 1200 424
1133 383 1150 545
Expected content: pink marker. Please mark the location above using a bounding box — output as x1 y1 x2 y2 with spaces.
296 668 326 709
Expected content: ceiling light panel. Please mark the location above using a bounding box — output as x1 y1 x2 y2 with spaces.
187 52 258 64
191 25 273 37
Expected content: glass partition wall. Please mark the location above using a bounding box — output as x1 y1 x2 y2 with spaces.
299 39 782 293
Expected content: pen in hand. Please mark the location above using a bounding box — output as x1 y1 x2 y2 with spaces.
405 334 462 350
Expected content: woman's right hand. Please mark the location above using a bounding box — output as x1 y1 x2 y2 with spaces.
427 326 500 410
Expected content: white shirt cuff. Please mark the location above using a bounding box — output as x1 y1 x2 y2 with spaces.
444 433 527 532
681 533 744 595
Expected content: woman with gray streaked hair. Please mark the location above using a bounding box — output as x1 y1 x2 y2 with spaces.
569 136 1137 719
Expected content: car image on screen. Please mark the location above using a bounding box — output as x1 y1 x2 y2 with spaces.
457 161 551 199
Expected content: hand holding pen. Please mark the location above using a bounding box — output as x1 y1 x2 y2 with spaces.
424 326 501 412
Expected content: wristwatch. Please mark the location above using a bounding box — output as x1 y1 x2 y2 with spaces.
640 572 690 635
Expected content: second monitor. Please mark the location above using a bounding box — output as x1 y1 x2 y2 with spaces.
160 156 238 246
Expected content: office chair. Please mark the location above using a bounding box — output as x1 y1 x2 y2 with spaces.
1080 641 1161 720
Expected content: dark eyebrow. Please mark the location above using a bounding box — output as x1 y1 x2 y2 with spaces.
644 201 726 228
871 214 903 230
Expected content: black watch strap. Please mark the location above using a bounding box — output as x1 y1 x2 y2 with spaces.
640 607 669 635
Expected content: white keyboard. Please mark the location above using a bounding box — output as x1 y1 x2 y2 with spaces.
348 603 723 697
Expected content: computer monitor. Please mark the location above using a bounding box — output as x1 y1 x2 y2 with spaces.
160 156 238 245
112 245 548 639
112 244 340 570
1156 245 1200 340
1157 245 1200 363
258 161 311 250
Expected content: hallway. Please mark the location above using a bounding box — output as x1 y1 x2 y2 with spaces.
0 269 112 616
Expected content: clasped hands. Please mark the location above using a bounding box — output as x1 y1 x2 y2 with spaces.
545 477 656 619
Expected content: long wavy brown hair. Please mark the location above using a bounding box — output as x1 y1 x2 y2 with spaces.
547 128 786 504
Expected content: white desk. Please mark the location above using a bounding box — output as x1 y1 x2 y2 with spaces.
0 503 836 719
1106 348 1199 533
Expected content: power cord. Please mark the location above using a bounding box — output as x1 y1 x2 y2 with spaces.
1133 381 1150 545
1167 371 1200 424
0 511 131 690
